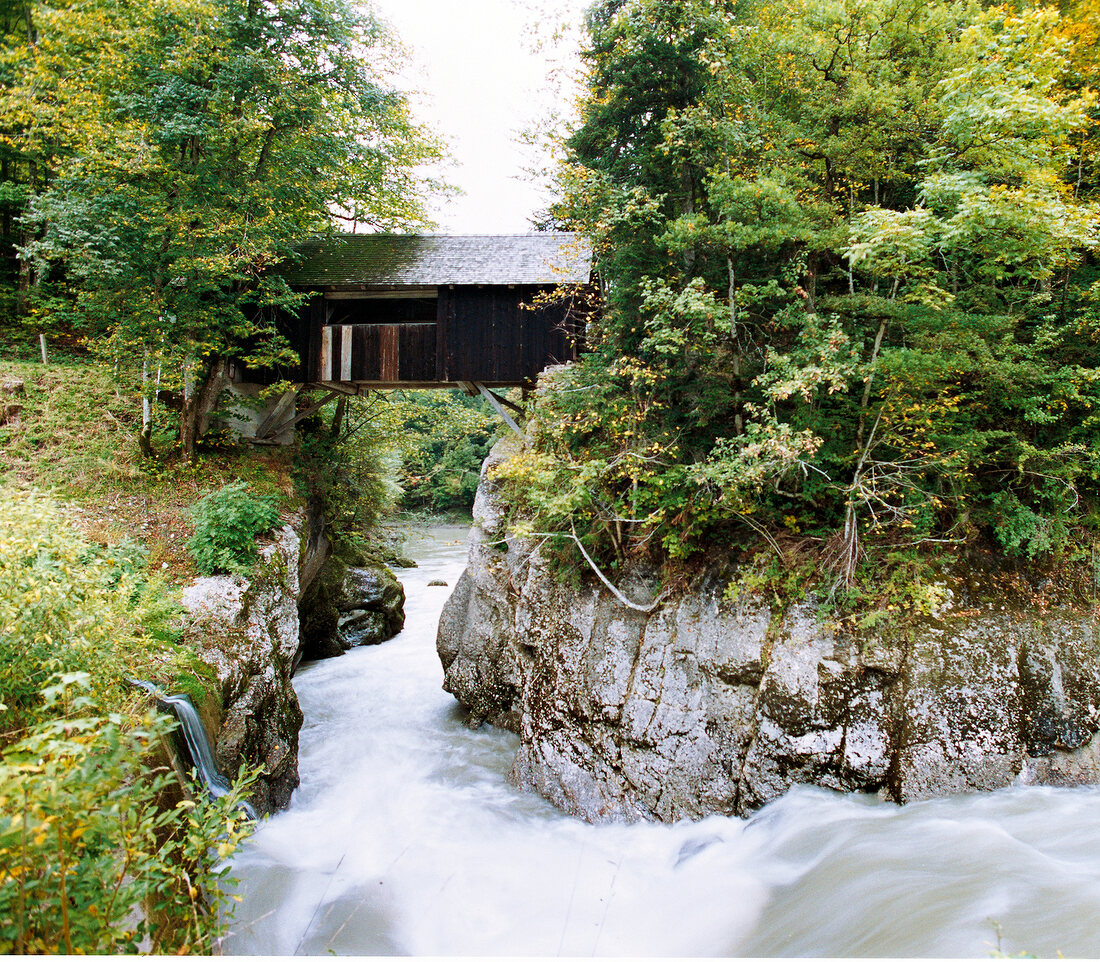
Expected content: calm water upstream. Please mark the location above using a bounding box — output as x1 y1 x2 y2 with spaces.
226 525 1100 957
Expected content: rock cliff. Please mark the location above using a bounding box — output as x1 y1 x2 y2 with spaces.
181 519 309 815
438 441 1100 822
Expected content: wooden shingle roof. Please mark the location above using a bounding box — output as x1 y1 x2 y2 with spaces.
281 232 591 287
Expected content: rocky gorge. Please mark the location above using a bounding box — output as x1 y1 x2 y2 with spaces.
179 506 405 815
438 439 1100 822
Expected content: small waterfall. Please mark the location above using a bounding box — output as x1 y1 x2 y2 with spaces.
130 679 257 820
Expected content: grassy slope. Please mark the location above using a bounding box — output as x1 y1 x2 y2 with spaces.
0 359 298 579
0 358 305 720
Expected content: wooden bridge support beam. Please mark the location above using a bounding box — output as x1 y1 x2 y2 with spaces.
465 381 524 438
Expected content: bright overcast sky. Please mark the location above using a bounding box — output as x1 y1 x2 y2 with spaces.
370 0 589 235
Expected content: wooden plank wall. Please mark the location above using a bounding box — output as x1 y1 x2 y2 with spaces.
442 285 581 382
284 285 586 386
319 323 438 381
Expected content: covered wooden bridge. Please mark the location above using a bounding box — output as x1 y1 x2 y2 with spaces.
234 232 594 441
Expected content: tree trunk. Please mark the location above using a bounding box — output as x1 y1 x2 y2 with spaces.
179 356 231 460
803 254 817 313
140 351 154 457
727 253 743 435
680 164 697 274
836 316 890 588
15 161 36 319
330 395 346 437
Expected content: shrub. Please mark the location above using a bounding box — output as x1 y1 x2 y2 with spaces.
0 675 256 954
0 494 257 951
0 489 179 730
186 482 280 576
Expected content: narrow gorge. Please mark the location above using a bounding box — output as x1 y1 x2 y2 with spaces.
179 505 406 815
438 439 1100 822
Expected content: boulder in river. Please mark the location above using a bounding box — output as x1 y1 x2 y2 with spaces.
299 558 406 659
438 439 1100 822
341 566 405 640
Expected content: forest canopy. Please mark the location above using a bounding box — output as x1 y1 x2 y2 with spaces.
501 0 1100 595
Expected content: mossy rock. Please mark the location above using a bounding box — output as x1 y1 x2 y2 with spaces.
298 557 405 660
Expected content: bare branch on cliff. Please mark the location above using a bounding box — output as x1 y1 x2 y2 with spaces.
517 527 667 613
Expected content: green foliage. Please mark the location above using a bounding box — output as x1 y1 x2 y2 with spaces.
394 390 497 514
0 495 256 953
0 488 188 731
291 392 396 554
515 0 1100 595
185 482 280 576
1 0 446 453
0 676 257 954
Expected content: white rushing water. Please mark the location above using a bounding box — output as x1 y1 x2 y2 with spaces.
226 525 1100 957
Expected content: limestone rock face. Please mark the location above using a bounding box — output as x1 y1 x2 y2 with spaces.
437 437 527 732
182 522 306 815
438 442 1100 822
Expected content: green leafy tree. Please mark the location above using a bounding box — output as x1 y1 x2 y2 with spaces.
186 482 281 576
0 0 46 331
394 390 498 514
10 0 445 456
507 0 1100 595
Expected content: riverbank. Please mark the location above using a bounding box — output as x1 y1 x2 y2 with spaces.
0 358 399 950
435 436 1100 823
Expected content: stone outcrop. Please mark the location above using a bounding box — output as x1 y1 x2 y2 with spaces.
181 515 316 815
1 377 24 426
438 440 1100 822
299 560 405 660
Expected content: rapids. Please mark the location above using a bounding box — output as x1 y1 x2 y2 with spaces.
225 525 1100 957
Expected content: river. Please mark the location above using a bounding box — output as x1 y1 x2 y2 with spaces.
226 525 1100 957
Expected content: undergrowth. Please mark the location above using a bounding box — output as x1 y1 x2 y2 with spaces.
0 358 295 580
186 483 281 576
719 533 1100 632
0 490 256 952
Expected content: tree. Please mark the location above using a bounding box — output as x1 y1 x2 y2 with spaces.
505 0 1100 592
394 390 498 513
0 0 46 328
10 0 445 456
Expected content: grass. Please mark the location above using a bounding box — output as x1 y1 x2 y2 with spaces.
0 358 298 582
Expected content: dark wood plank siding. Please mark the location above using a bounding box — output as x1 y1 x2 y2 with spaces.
278 284 588 387
320 323 438 382
445 285 583 382
379 325 399 380
399 323 438 381
447 286 529 381
307 296 327 382
436 287 451 381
